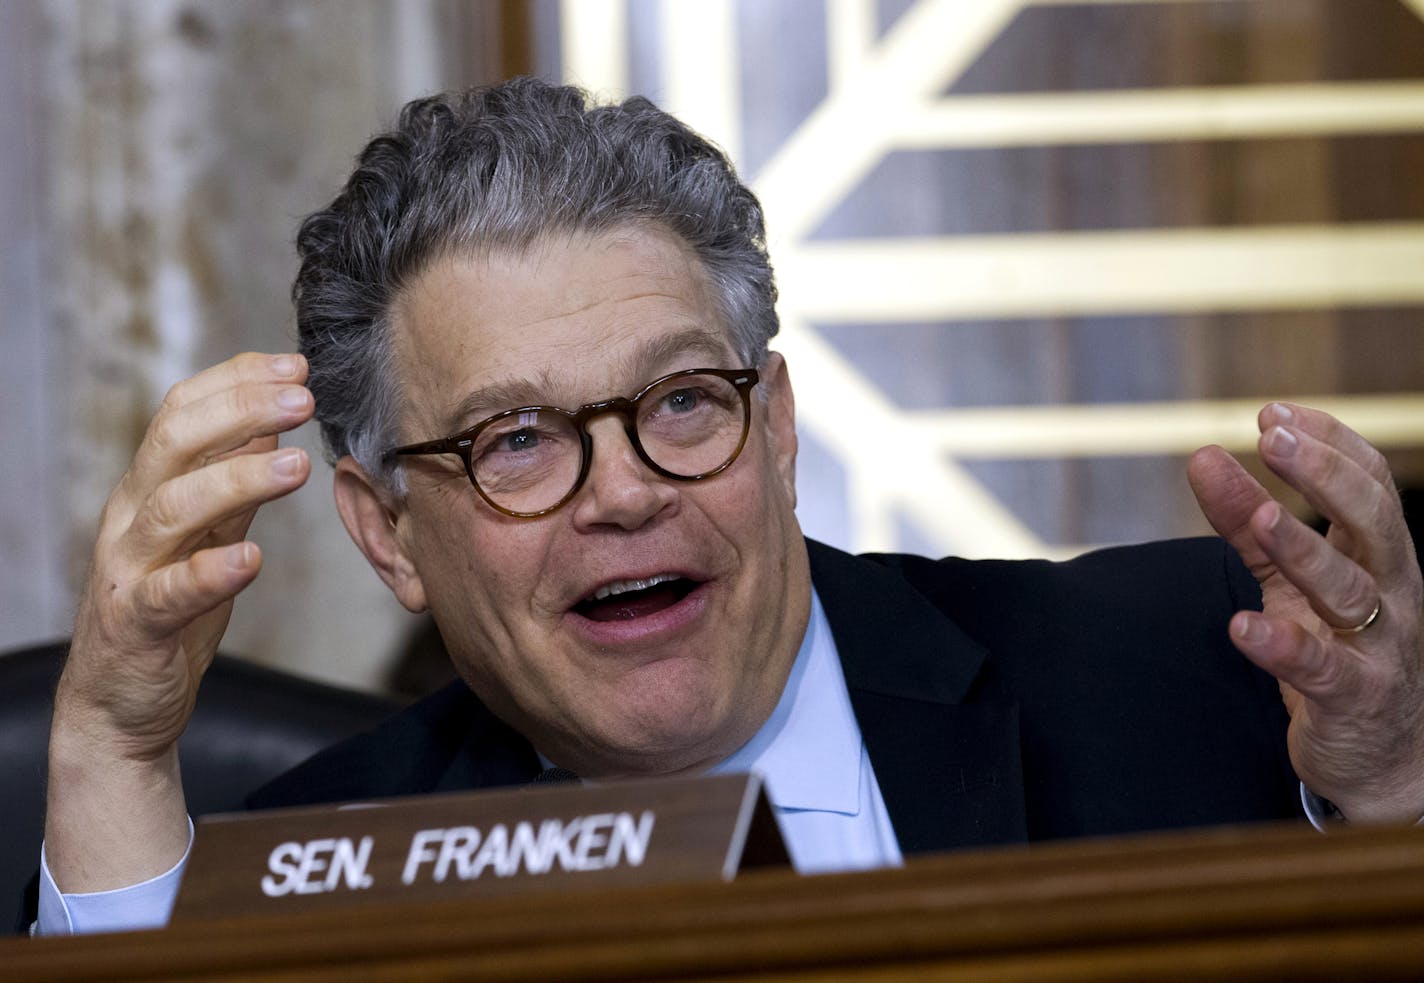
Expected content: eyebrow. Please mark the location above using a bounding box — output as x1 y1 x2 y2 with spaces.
443 327 737 431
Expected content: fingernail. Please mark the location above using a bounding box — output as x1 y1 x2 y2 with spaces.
272 355 299 377
272 448 304 478
1264 501 1284 532
277 387 310 412
1236 614 1269 645
1267 426 1298 457
227 542 254 570
1268 402 1294 425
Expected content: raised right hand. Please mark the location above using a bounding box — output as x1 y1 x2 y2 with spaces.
46 352 314 892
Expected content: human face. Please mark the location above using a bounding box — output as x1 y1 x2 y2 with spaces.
375 225 810 779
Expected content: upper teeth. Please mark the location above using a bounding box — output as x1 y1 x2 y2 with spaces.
590 574 677 601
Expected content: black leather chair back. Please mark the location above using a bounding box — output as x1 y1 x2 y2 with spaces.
1 641 399 931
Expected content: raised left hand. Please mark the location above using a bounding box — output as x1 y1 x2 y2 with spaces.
1189 402 1424 824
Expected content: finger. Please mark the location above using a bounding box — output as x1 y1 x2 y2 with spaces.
123 447 311 567
1230 610 1363 710
126 541 264 638
211 432 278 466
1187 444 1276 574
205 445 308 548
159 352 307 413
135 352 306 483
1257 423 1409 577
1249 499 1380 632
120 381 314 516
1259 402 1394 489
205 434 282 544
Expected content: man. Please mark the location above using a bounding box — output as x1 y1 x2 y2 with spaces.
35 78 1424 934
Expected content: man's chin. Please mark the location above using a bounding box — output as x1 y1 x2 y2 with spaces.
567 689 747 778
578 736 730 780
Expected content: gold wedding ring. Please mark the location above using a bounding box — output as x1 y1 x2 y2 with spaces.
1335 600 1382 634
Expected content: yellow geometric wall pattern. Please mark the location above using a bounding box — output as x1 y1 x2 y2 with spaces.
559 0 1424 560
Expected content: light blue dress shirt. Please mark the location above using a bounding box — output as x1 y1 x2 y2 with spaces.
713 588 902 874
36 587 901 934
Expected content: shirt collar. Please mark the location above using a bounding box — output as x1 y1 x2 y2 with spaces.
713 588 862 816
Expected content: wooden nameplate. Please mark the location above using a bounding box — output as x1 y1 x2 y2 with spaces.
171 772 788 921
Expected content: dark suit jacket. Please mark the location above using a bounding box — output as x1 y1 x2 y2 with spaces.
251 537 1301 852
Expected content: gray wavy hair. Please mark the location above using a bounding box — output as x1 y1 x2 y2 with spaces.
293 76 780 491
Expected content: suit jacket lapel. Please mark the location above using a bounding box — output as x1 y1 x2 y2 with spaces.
806 539 1028 854
433 687 542 794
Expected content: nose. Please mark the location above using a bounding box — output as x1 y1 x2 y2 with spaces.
568 415 677 531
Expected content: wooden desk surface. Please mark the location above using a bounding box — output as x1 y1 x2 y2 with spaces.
10 820 1424 981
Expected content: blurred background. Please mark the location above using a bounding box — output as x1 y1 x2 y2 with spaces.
2 0 1422 695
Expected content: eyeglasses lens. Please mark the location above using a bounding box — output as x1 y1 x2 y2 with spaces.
469 372 747 514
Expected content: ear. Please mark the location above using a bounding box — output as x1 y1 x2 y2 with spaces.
333 456 429 613
760 351 799 508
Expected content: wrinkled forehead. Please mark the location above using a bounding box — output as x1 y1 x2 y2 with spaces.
387 226 740 436
449 327 738 423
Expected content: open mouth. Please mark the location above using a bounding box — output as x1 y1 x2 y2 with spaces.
572 574 700 622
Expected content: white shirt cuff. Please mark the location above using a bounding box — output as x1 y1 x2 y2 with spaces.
34 817 193 936
1300 783 1424 831
1300 784 1339 831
